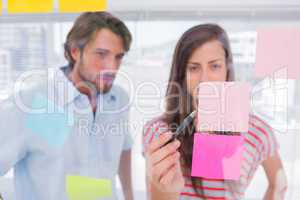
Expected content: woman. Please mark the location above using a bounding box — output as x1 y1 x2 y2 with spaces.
143 24 287 200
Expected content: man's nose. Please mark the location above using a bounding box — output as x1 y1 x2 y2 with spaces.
104 57 119 71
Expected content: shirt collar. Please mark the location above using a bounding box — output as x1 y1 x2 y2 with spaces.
49 66 81 107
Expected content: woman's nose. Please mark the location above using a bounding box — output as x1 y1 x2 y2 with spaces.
200 70 209 82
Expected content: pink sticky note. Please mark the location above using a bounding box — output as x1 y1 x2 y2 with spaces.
255 28 300 80
191 133 244 180
197 82 250 132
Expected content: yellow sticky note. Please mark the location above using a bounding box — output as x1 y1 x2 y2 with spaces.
59 0 107 13
8 0 54 13
66 175 112 200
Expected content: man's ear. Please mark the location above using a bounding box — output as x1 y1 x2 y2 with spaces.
70 47 81 62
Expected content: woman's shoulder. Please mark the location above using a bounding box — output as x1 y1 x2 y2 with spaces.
244 113 279 161
247 113 275 139
143 115 169 145
144 115 168 130
248 113 273 130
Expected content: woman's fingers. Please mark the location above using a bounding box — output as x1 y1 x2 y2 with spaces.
152 151 180 182
145 132 173 155
159 158 184 192
150 140 181 165
145 132 184 194
159 163 177 185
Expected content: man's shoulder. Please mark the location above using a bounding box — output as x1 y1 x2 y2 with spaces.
0 67 64 113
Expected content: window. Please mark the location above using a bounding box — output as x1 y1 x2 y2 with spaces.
0 12 299 200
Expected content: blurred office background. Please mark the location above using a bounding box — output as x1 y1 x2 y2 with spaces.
0 0 300 199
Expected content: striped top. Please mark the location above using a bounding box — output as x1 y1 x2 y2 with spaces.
143 114 279 200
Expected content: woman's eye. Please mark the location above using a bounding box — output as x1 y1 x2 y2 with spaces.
211 64 221 70
188 66 198 72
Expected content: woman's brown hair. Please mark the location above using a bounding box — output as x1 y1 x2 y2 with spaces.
162 24 235 196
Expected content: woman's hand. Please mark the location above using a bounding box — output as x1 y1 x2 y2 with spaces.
145 132 184 200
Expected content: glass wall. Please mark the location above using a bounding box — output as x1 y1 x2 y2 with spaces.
0 11 299 199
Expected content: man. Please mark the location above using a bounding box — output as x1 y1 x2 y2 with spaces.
0 12 133 200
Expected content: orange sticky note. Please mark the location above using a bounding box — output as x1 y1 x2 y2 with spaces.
8 0 54 13
59 0 107 13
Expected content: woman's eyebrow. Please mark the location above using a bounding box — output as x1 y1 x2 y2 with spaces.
208 58 223 63
187 62 201 66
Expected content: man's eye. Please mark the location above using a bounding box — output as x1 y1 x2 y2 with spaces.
116 55 124 61
97 52 107 57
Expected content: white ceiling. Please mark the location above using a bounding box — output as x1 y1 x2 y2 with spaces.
109 0 300 11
